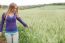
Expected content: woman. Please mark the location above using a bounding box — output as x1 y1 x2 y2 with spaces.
0 3 28 43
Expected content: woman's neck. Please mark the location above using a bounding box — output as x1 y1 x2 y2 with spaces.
6 12 14 17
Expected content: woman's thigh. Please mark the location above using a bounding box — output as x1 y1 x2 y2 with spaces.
13 32 19 43
5 32 19 43
5 32 12 43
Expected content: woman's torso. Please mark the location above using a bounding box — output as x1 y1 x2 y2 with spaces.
5 13 18 32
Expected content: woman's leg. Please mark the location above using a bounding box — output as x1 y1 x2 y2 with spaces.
13 32 19 43
5 33 12 43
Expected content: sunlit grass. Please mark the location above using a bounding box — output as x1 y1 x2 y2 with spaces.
0 5 65 43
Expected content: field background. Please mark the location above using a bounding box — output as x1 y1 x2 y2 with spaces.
0 4 65 43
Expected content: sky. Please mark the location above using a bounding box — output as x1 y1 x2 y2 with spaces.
0 0 65 6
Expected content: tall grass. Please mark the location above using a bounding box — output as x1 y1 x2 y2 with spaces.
0 5 65 43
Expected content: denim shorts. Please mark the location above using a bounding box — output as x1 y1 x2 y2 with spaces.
5 31 19 43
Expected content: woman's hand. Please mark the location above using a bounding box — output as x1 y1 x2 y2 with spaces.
0 32 2 36
24 25 29 29
24 26 28 29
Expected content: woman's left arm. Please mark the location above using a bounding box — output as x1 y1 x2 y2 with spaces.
16 15 28 28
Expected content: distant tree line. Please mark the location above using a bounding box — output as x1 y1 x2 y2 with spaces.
1 3 65 9
19 4 45 10
1 4 45 10
48 3 65 5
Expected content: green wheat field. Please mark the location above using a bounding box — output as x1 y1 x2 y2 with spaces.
0 5 65 43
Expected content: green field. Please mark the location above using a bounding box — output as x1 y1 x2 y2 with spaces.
0 5 65 43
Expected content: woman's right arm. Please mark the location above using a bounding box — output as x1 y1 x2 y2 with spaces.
0 13 5 33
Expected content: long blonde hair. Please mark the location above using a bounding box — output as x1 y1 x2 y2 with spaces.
6 3 18 17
